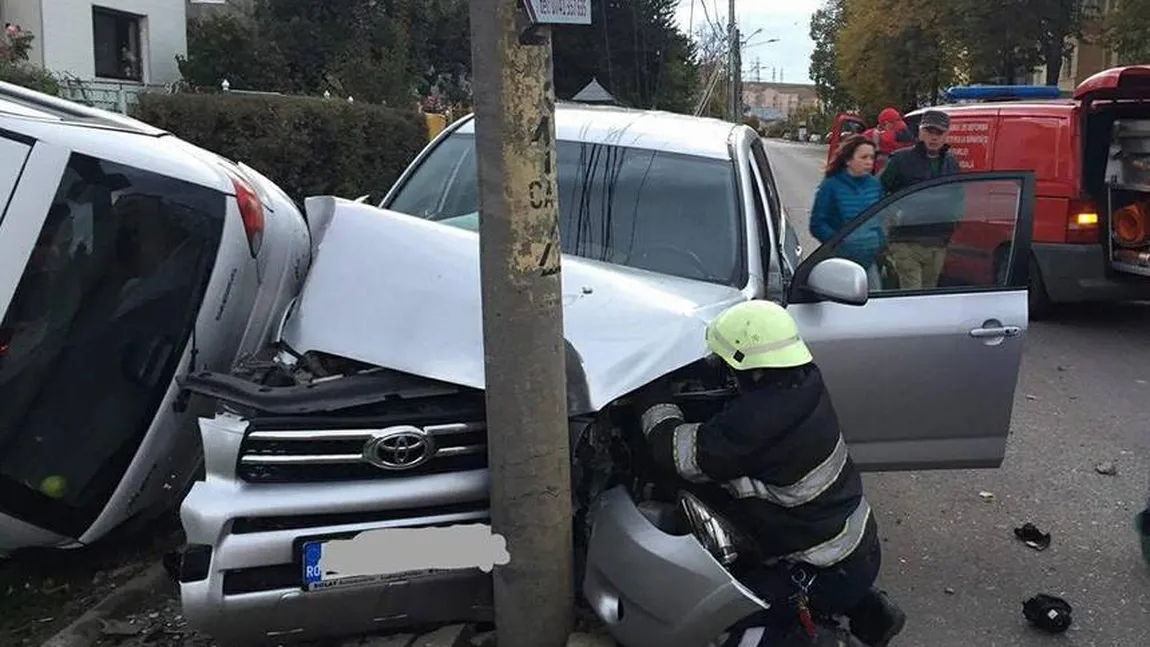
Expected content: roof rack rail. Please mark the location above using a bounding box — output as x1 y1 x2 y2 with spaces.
943 84 1063 103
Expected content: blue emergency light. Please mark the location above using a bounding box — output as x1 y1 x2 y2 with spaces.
944 85 1063 102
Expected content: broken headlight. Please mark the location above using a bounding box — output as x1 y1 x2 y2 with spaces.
678 491 745 566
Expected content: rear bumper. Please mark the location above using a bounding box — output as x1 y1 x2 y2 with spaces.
1032 243 1150 304
177 473 495 646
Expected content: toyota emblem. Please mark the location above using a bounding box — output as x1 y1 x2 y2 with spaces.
363 426 435 471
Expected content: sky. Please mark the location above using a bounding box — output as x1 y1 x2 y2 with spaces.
674 0 821 85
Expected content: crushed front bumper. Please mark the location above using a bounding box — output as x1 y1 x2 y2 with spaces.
177 413 495 646
583 486 769 647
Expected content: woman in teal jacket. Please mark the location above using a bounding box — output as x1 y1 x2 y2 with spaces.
809 135 887 289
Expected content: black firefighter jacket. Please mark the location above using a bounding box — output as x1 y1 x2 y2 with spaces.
639 364 874 567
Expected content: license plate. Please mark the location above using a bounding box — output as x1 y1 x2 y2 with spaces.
300 522 507 591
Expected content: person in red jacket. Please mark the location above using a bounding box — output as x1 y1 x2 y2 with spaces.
862 107 914 174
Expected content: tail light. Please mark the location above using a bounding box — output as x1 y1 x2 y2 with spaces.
1066 199 1099 244
229 172 265 257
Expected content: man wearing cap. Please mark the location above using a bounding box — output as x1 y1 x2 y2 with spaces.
877 109 963 290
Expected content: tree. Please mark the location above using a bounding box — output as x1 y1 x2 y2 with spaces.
249 0 414 105
178 0 460 107
950 0 1044 84
809 0 853 112
835 0 961 118
1102 0 1150 65
1031 0 1098 85
551 0 699 114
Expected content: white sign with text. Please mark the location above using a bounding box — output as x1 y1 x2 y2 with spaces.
523 0 592 25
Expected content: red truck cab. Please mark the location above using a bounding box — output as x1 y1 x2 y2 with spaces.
826 66 1150 317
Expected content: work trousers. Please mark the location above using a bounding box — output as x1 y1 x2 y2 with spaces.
721 517 881 647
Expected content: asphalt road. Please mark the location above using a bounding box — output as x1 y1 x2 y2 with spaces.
762 138 1150 646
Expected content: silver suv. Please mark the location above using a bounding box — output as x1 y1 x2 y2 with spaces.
0 82 310 555
176 104 1037 646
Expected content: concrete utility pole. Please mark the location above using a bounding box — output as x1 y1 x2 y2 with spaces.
468 1 573 646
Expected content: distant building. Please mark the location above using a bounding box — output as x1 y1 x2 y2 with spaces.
570 77 624 106
742 81 820 122
1 0 186 85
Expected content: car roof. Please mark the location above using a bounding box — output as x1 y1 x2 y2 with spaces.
453 102 738 160
0 80 168 136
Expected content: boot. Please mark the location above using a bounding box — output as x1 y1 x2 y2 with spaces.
845 588 906 647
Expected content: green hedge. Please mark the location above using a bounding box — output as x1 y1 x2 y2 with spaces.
131 92 428 205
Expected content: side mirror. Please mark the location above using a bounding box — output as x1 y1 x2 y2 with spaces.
806 257 869 306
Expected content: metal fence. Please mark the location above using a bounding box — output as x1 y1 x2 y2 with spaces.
56 77 173 114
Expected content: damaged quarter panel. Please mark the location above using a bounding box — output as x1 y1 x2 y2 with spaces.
279 198 748 414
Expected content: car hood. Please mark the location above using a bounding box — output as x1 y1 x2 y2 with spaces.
281 198 747 413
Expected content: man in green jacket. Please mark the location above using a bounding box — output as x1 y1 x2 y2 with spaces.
877 110 962 290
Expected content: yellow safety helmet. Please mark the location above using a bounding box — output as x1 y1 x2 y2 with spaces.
705 300 813 371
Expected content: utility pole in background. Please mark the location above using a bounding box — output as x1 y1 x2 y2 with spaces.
469 0 587 645
735 27 743 121
727 0 738 122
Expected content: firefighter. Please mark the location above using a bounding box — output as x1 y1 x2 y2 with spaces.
862 107 914 174
632 300 906 647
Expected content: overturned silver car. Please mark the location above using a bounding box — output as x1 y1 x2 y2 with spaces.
174 104 1037 646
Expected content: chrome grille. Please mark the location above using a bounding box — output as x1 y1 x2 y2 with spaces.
237 421 488 483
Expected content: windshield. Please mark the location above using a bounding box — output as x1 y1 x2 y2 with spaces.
0 153 225 538
387 132 745 286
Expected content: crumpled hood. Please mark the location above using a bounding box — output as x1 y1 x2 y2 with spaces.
282 198 747 413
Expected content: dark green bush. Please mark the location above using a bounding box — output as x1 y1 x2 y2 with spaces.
131 92 427 205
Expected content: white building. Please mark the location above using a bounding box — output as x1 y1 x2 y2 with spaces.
1 0 187 85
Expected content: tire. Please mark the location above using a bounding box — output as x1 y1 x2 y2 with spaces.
1027 253 1053 320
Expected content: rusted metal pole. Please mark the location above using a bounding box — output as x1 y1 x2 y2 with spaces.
468 1 572 646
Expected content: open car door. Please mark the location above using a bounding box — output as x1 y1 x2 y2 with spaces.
827 113 868 167
784 171 1036 471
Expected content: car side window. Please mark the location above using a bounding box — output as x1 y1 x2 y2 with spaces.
0 152 225 526
750 139 782 218
814 176 1026 296
746 157 783 298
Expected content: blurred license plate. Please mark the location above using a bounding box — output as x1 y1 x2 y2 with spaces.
300 522 505 591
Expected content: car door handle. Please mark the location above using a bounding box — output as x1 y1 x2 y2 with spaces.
969 325 1021 338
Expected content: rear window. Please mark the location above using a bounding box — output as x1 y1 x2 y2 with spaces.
0 152 226 537
386 133 746 287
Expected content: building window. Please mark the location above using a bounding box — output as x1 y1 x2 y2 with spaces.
92 7 143 81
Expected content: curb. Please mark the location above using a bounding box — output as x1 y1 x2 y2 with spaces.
38 562 171 647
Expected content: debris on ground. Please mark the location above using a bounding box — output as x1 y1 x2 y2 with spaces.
0 512 184 646
1094 461 1118 476
1022 593 1073 634
1014 523 1053 551
978 491 995 502
944 587 956 595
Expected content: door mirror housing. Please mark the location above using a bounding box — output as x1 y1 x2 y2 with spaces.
806 257 869 306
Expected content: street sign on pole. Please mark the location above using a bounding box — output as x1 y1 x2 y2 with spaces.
523 0 592 25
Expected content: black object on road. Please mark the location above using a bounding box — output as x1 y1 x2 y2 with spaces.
1014 522 1052 551
1023 594 1073 634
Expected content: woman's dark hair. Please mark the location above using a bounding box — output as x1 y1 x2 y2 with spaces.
824 134 876 179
